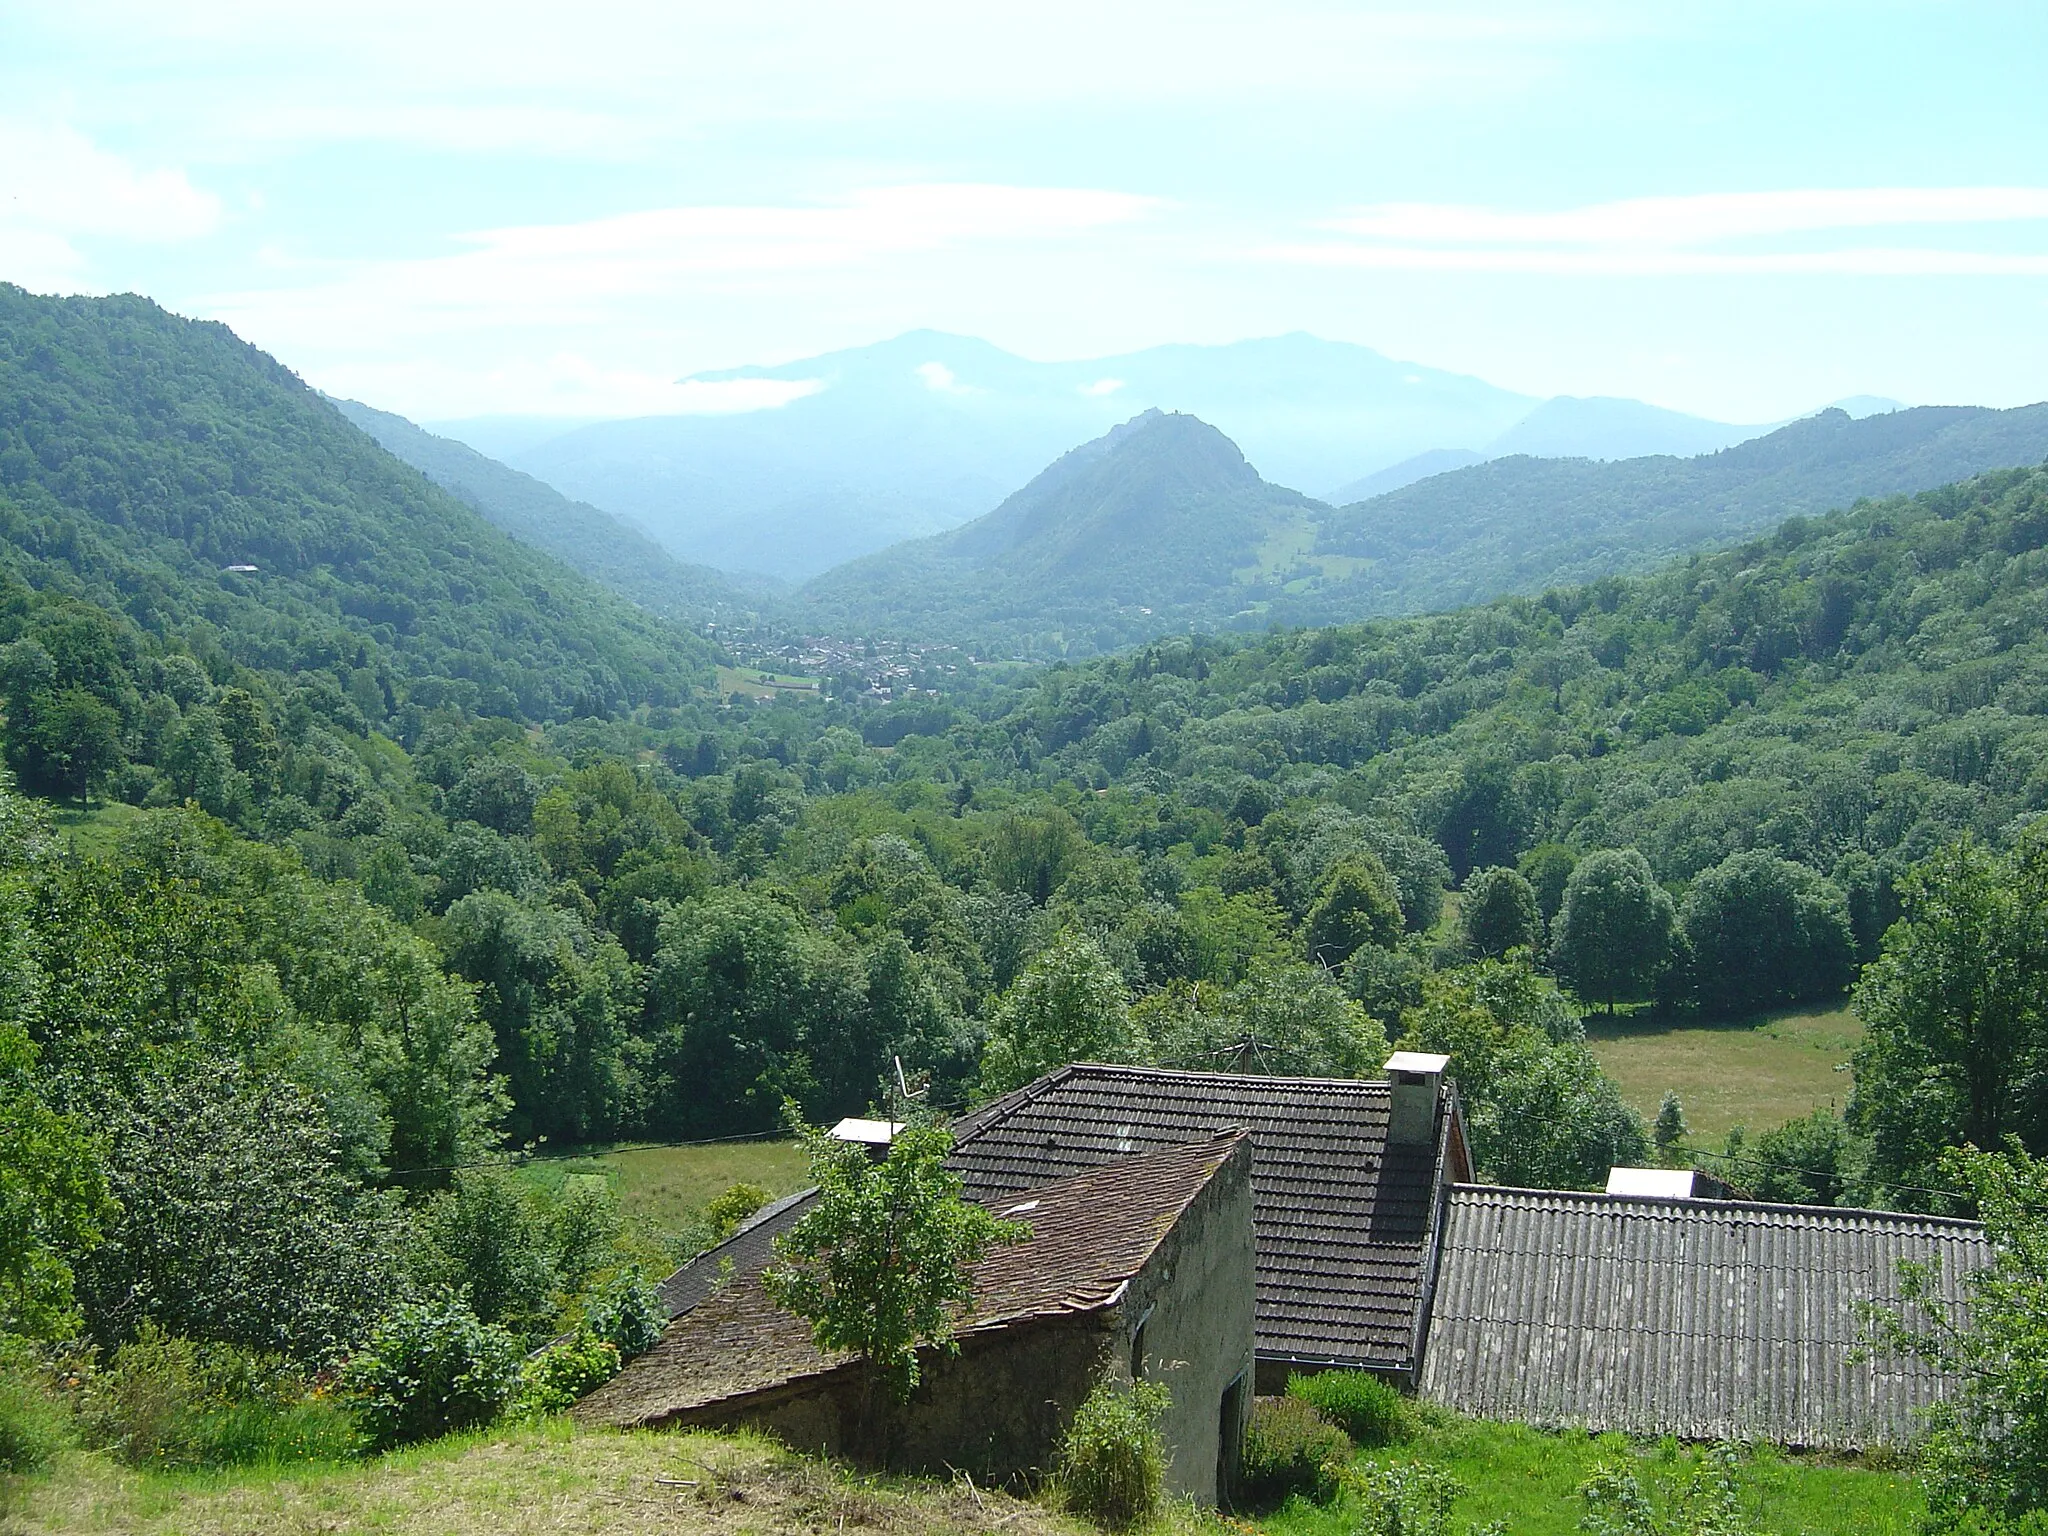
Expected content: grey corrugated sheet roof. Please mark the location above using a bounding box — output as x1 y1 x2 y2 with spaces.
949 1063 1450 1371
1418 1185 1990 1449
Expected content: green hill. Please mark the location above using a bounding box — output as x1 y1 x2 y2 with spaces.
796 400 2048 656
0 285 716 722
1302 401 2048 618
965 462 2048 898
794 409 1326 653
330 397 759 622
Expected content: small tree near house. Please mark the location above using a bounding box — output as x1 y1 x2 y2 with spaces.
763 1114 1025 1430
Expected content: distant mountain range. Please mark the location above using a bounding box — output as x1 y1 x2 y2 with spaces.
430 332 1786 582
330 398 759 621
793 400 2048 656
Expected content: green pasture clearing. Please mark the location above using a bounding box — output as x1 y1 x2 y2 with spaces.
1257 1412 1921 1536
517 1137 809 1233
1585 1004 1861 1138
713 664 818 700
49 800 145 860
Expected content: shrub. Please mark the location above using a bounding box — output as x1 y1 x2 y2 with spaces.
1237 1394 1351 1508
69 1323 359 1470
0 1360 70 1474
72 1323 206 1468
1344 1461 1487 1536
1058 1377 1171 1529
705 1182 770 1240
579 1270 664 1360
1287 1369 1409 1447
337 1296 519 1453
508 1332 620 1420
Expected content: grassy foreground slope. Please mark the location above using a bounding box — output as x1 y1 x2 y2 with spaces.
4 1425 1091 1536
4 1417 1920 1536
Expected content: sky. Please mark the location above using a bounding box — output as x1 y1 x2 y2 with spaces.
3 1 2046 424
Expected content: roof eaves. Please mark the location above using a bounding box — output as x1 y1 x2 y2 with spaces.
1448 1183 1987 1231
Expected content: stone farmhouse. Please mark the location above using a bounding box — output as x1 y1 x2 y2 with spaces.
581 1054 1990 1503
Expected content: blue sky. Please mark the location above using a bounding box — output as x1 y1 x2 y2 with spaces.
3 1 2045 422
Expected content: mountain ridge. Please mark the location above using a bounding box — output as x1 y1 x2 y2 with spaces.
330 397 758 620
796 398 2048 656
466 332 1761 581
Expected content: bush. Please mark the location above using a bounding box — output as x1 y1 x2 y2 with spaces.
1287 1369 1409 1447
1058 1377 1171 1528
0 1361 69 1474
1345 1461 1482 1536
579 1270 664 1360
337 1296 519 1453
705 1182 770 1240
508 1332 620 1420
68 1323 356 1470
1237 1394 1351 1508
72 1323 206 1468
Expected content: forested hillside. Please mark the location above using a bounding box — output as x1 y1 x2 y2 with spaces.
795 399 2048 657
331 398 757 623
0 286 716 732
1304 401 2048 619
5 291 2047 1478
797 409 1325 652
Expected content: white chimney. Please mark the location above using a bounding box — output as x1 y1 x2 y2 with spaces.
1384 1052 1449 1146
827 1117 902 1148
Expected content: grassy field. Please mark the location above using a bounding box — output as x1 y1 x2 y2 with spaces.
712 664 819 701
1258 1413 1921 1536
1585 1004 1861 1138
517 1138 810 1233
0 1423 1097 1536
47 801 144 860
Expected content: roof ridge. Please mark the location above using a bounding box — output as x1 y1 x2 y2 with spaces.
1448 1183 1987 1231
1021 1061 1395 1091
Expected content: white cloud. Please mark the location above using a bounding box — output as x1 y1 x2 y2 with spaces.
14 0 1613 160
0 120 220 288
313 353 825 419
1080 377 1126 396
205 183 1160 347
1280 188 2048 276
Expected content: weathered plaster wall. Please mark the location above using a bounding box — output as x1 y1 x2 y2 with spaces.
660 1315 1114 1488
1110 1136 1257 1505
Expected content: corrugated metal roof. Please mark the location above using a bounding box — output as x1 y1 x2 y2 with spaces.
580 1133 1250 1429
949 1063 1448 1371
1418 1185 1990 1449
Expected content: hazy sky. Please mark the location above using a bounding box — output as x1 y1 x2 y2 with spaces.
4 1 2046 422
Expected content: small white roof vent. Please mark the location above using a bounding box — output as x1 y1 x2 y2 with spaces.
1385 1051 1451 1077
1606 1167 1699 1199
827 1117 902 1146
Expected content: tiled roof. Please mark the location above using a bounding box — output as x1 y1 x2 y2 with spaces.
949 1063 1446 1370
579 1132 1249 1429
653 1187 815 1322
1418 1185 1991 1449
